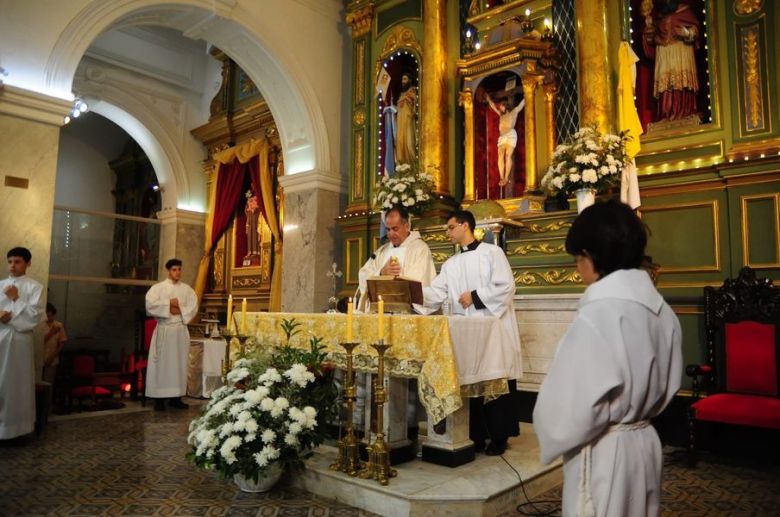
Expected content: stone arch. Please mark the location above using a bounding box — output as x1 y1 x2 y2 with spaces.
44 0 330 207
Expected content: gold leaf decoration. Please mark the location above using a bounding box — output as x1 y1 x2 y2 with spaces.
742 27 763 129
518 220 572 233
431 252 451 262
507 243 565 256
734 0 763 16
514 269 581 286
422 233 450 242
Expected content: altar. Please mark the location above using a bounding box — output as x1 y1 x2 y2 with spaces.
242 311 522 467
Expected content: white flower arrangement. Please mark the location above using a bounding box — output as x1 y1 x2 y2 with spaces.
187 337 337 483
373 163 435 215
540 127 628 196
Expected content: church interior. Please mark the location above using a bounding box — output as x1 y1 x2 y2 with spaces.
1 0 779 515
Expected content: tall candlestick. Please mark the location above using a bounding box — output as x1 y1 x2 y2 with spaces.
347 297 354 342
241 298 248 335
226 295 233 334
377 295 385 340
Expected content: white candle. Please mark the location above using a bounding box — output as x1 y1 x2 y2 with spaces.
226 295 233 334
347 297 354 342
241 298 248 335
378 295 385 340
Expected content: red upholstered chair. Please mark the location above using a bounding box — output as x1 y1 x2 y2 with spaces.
132 318 157 406
67 354 119 411
686 267 780 466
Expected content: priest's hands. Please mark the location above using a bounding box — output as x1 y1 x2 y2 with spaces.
381 259 401 277
0 311 10 323
170 297 181 315
458 291 473 309
3 284 19 301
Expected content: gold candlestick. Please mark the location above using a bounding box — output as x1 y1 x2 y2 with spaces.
220 329 250 381
329 341 363 476
360 340 396 485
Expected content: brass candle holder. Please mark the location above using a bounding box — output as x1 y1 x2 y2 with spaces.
220 328 250 381
360 340 396 485
329 341 363 476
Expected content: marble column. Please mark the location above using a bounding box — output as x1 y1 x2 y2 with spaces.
278 171 345 313
0 85 72 297
156 208 206 286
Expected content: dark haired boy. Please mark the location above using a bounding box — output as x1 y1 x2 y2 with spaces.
145 258 198 410
0 247 44 440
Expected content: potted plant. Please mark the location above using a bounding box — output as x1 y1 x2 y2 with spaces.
540 127 628 213
187 333 337 492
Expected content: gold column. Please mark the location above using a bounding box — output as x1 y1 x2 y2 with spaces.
542 82 558 160
458 89 474 201
574 0 611 133
522 74 542 192
421 0 449 195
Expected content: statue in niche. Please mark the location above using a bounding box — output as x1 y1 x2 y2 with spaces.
377 53 419 176
632 0 710 132
242 190 261 267
484 92 525 187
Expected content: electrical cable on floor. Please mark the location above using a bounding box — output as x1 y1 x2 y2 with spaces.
498 453 561 516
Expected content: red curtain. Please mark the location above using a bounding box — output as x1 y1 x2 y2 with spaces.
211 160 247 251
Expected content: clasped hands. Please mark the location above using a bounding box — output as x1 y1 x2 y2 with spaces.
169 297 181 315
380 258 401 277
457 291 473 309
0 285 18 323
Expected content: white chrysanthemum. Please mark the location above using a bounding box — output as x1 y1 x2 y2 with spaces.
599 166 610 176
552 177 564 189
254 452 269 467
244 419 258 433
582 169 598 183
259 368 282 385
263 445 280 460
219 422 234 437
245 433 257 443
288 422 303 435
574 154 591 164
391 196 399 203
261 429 276 444
284 433 299 446
260 398 275 412
226 367 250 384
275 397 289 410
569 173 581 183
303 406 317 419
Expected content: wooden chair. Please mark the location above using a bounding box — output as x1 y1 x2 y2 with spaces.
686 267 780 466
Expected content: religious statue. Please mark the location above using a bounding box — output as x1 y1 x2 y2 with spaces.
394 73 417 166
243 190 261 267
484 91 525 187
642 0 701 122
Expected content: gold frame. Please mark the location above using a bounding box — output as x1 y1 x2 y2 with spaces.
740 192 780 268
345 237 365 285
639 200 722 273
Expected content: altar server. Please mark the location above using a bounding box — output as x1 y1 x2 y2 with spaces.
145 258 198 410
422 210 522 455
533 199 682 517
0 247 43 440
357 204 436 311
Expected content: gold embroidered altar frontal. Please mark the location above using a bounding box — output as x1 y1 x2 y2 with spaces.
246 312 462 423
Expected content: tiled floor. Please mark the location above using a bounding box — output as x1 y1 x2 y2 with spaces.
2 402 779 516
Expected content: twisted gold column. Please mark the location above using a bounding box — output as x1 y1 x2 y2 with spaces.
575 0 611 133
459 89 474 200
421 0 449 195
522 75 542 192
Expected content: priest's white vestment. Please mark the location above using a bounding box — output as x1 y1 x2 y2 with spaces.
357 230 435 311
0 275 43 439
422 242 522 380
145 279 198 398
533 269 682 517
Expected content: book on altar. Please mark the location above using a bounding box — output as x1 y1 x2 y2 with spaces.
366 276 423 313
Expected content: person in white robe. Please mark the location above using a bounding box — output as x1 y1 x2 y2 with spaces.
357 205 436 311
422 210 522 455
145 258 198 410
0 247 44 440
533 199 682 517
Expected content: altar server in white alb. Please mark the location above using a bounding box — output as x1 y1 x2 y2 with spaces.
0 247 44 440
422 210 522 456
145 258 198 411
533 200 682 517
357 204 436 311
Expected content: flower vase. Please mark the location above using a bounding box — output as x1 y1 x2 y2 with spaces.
233 464 283 493
575 188 596 213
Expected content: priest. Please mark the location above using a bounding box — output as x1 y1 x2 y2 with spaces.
422 210 522 455
357 204 436 311
145 258 198 411
0 247 44 440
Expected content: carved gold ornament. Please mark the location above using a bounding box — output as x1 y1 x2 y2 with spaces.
346 4 374 38
422 233 450 243
353 110 366 126
355 40 366 105
734 0 763 16
380 26 422 59
514 269 582 286
508 243 565 256
353 132 364 199
518 220 572 233
742 27 762 129
431 252 450 262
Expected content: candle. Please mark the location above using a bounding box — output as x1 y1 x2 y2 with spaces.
226 295 233 334
378 295 385 341
525 8 531 17
241 298 248 335
347 297 354 342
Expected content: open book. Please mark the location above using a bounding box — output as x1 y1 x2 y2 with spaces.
366 276 423 313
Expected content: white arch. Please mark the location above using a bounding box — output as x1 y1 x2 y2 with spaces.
44 0 331 185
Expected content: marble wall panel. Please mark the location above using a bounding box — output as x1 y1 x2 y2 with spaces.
281 188 342 313
0 114 60 298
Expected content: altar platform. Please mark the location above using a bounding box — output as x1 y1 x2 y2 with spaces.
294 423 562 517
